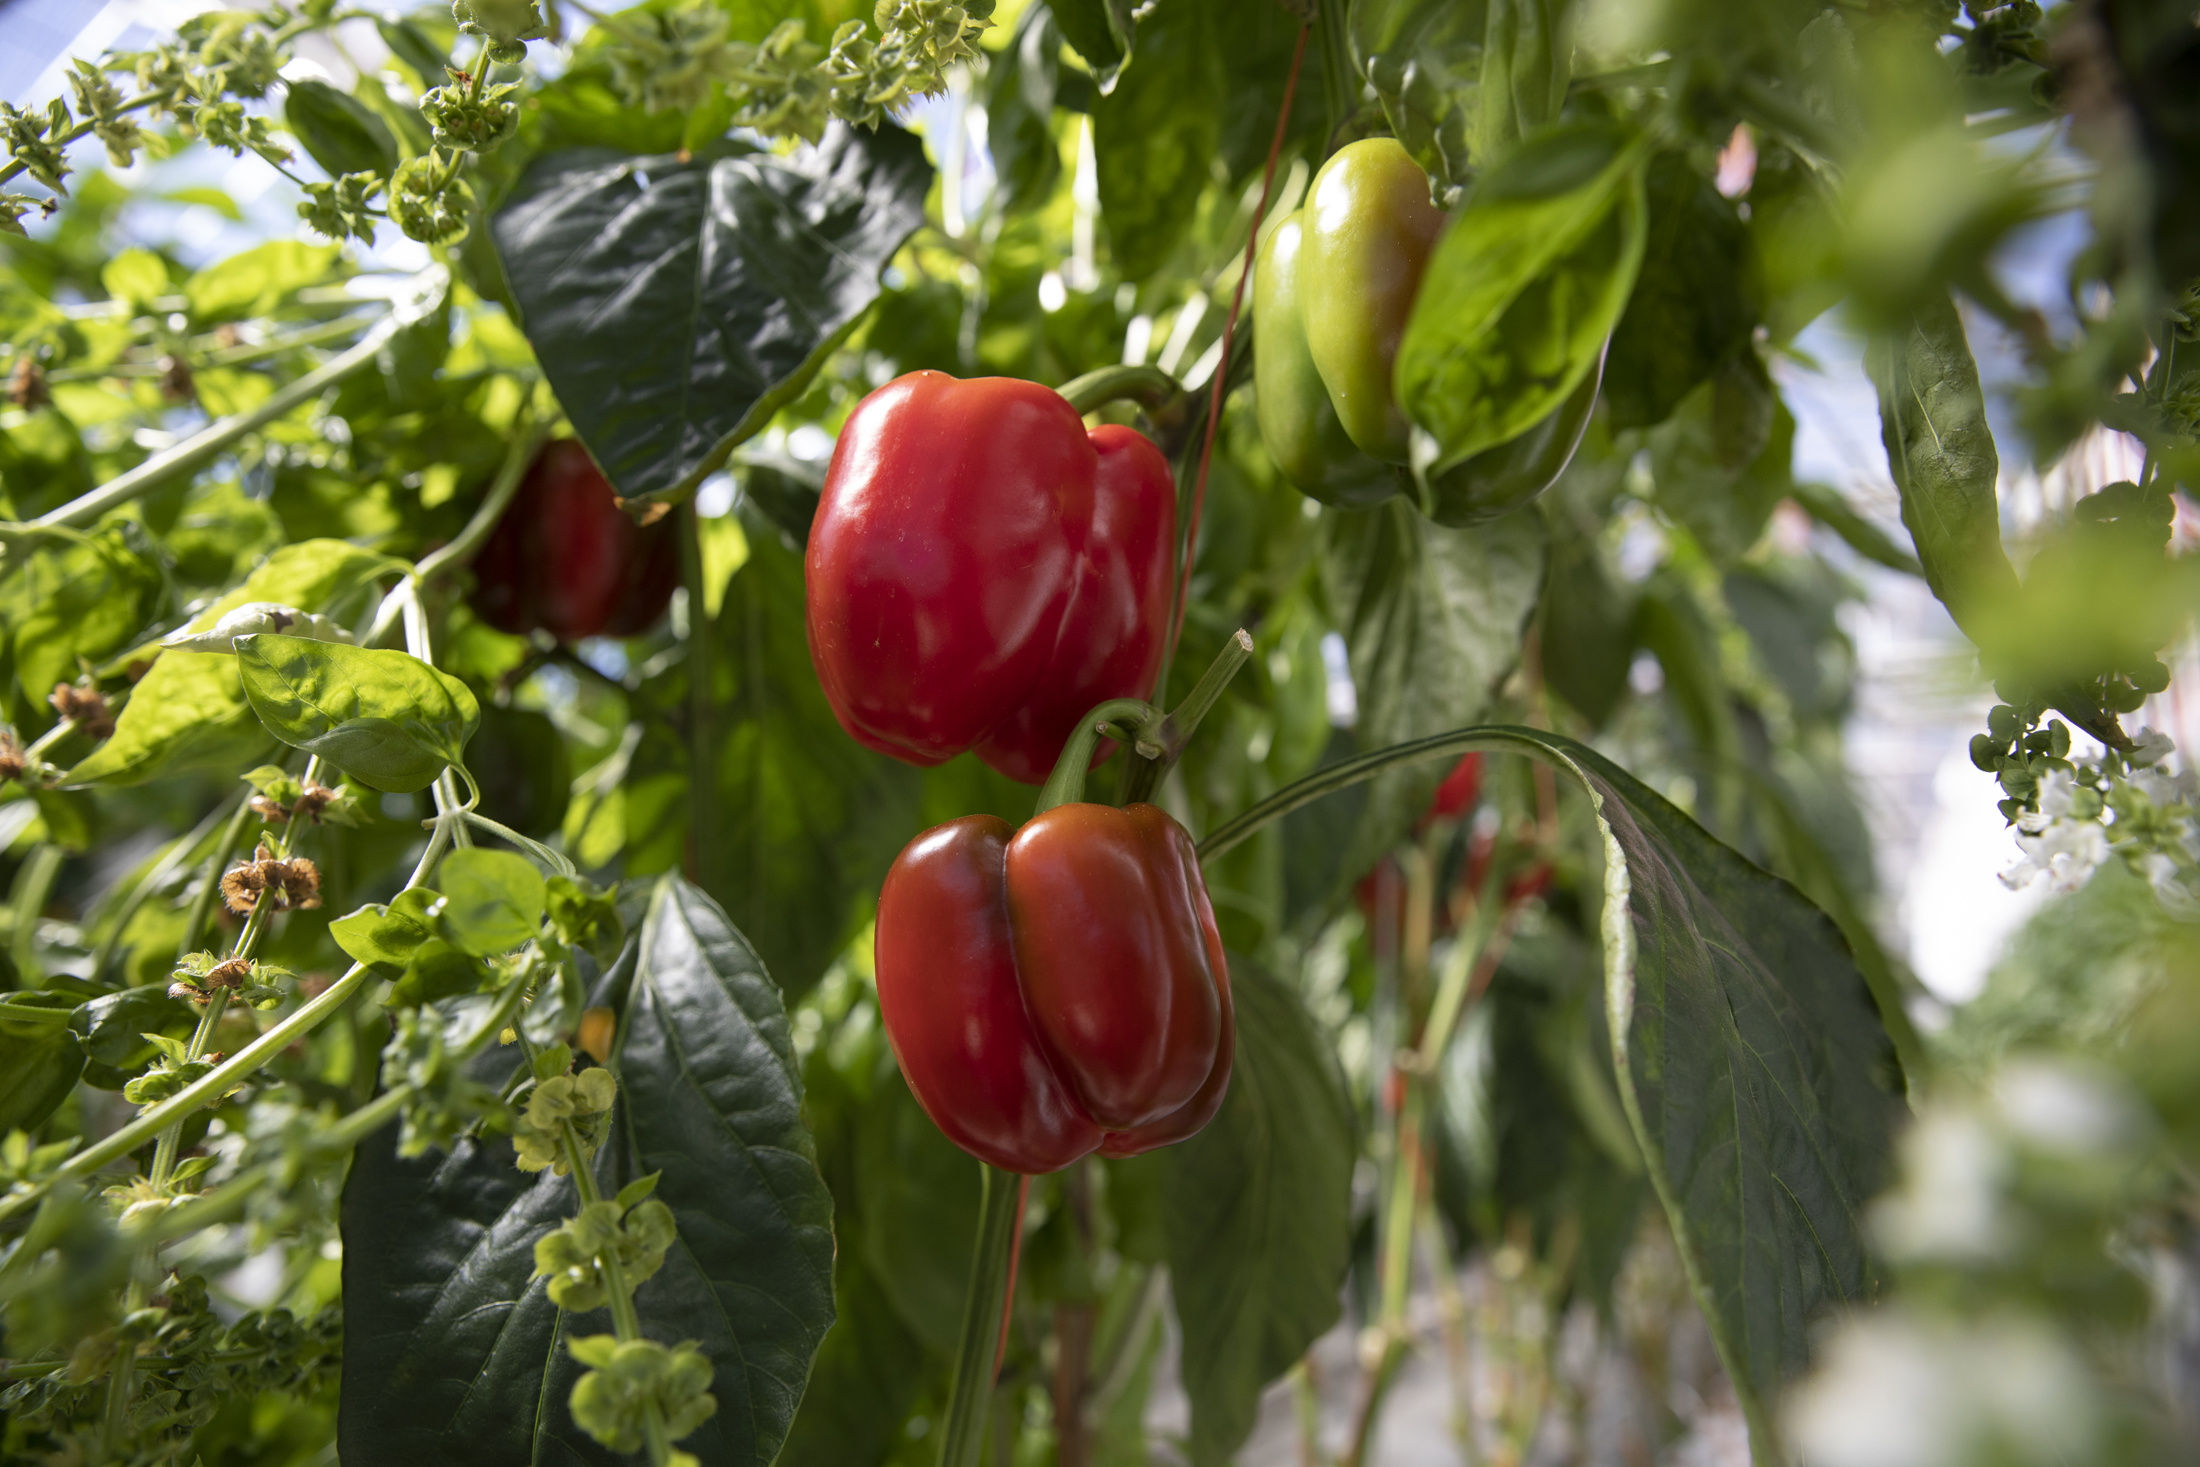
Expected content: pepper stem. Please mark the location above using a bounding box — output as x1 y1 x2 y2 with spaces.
1118 628 1256 806
1033 698 1164 816
935 1164 1027 1467
1057 364 1187 422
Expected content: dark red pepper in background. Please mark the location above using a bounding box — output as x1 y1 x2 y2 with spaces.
470 439 679 642
874 802 1233 1173
805 371 1177 785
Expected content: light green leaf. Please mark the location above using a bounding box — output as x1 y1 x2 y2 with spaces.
0 519 164 705
1396 122 1650 470
436 848 547 956
184 240 344 323
234 634 478 794
68 539 403 787
100 247 170 314
1092 0 1222 281
330 887 444 977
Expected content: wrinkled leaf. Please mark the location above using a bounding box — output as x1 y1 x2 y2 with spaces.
0 520 164 707
1396 123 1649 470
67 540 402 787
1202 727 1905 1460
235 634 479 794
1351 0 1485 199
1162 960 1355 1466
491 125 931 505
340 875 834 1467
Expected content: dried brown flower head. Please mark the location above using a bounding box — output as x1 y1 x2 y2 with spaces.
7 357 49 411
278 857 322 910
158 354 194 402
49 682 115 741
0 730 24 784
249 794 290 824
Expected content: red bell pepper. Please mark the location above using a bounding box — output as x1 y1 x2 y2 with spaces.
470 439 679 642
874 801 1233 1174
805 371 1177 785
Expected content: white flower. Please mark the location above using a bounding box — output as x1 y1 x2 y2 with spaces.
2127 726 2176 767
2000 813 2108 893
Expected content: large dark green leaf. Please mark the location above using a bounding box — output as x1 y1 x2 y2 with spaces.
1200 726 1905 1461
340 875 835 1467
1601 151 1759 431
772 1247 932 1467
1049 0 1137 91
1320 502 1544 884
490 126 931 506
1091 0 1222 282
700 514 919 998
1161 960 1356 1467
1865 292 2019 643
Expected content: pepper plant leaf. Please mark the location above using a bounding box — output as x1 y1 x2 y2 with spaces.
1091 0 1223 282
1865 291 2020 644
1160 959 1356 1467
1396 121 1651 471
1200 726 1906 1462
490 124 932 506
340 874 835 1467
436 849 547 957
66 540 402 787
234 634 479 794
1321 502 1546 890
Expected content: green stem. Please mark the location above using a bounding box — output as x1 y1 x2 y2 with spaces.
1118 628 1254 805
175 797 257 961
681 503 722 895
463 810 576 875
1057 364 1187 421
151 757 321 1185
936 1164 1024 1467
365 411 546 646
1199 728 1535 860
0 814 455 1226
559 1115 675 1467
91 792 242 987
21 718 76 761
1034 699 1162 815
7 843 64 985
14 271 448 533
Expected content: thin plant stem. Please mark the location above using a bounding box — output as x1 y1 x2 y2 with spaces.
13 272 447 534
0 814 454 1225
562 1114 676 1467
936 1163 1026 1467
1160 22 1308 680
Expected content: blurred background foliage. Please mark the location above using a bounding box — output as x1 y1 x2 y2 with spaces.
1 0 2199 1463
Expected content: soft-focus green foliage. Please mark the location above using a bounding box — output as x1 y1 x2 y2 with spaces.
0 0 2197 1463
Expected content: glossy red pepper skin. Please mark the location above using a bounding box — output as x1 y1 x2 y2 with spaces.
470 439 679 642
805 372 1177 785
874 803 1232 1174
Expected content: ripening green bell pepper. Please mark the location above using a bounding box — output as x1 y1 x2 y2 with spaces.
1298 137 1449 463
1253 211 1400 507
